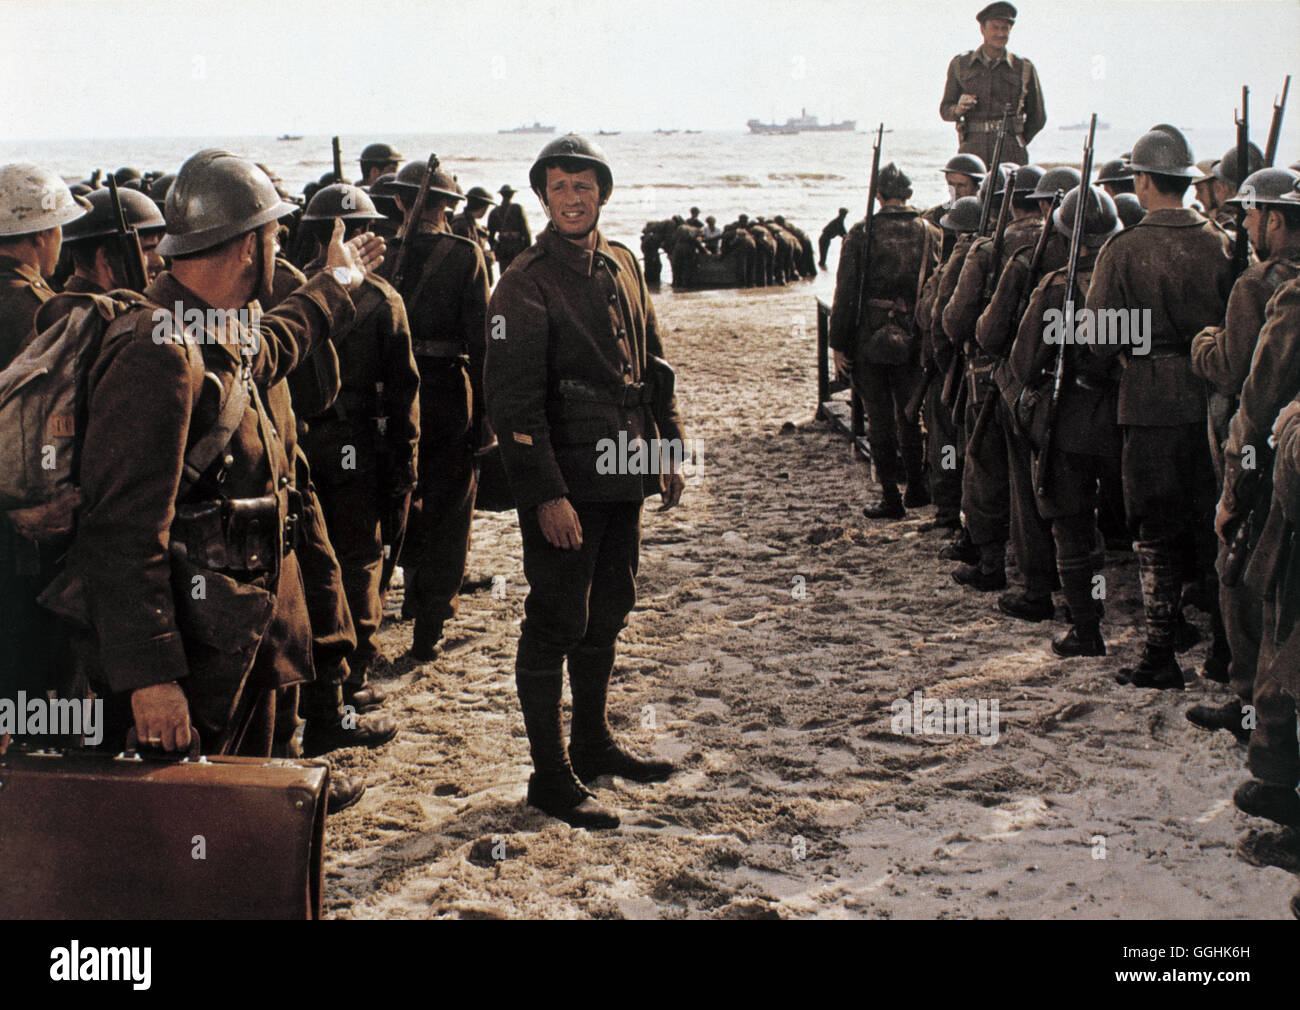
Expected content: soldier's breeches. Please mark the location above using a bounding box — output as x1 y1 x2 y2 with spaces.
961 389 1009 547
1247 609 1300 788
959 134 1029 168
315 484 384 673
516 499 641 672
296 484 355 686
856 360 923 488
1121 424 1216 545
409 365 477 630
1221 575 1263 702
1001 399 1057 596
925 377 964 522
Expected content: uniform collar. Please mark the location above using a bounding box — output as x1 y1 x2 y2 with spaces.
145 270 252 366
1137 207 1211 228
0 254 51 292
538 223 622 276
972 47 1014 70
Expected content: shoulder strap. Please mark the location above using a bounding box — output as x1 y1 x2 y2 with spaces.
405 235 458 311
179 365 250 497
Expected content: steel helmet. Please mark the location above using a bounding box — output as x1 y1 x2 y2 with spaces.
1113 192 1146 228
158 149 299 257
62 186 166 243
977 162 1020 202
302 183 382 222
0 163 91 237
1030 166 1081 200
1224 167 1300 210
1127 127 1196 178
1214 143 1265 189
464 185 498 206
529 134 613 198
1052 185 1121 245
943 153 987 181
149 172 177 209
391 159 464 201
939 195 982 232
1192 159 1219 185
1012 164 1046 195
360 142 403 166
1095 158 1135 185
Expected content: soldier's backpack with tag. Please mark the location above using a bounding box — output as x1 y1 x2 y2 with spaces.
0 290 149 516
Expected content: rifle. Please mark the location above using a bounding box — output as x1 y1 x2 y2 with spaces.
1012 189 1064 324
942 106 1011 419
1221 461 1273 587
1035 114 1097 499
905 361 939 425
389 153 440 292
981 166 1018 304
1232 86 1251 279
105 175 149 292
851 124 885 333
332 136 344 184
1265 74 1291 167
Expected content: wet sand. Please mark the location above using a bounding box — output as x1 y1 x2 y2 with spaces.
325 283 1296 919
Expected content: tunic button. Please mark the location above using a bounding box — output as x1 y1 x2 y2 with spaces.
279 475 289 488
617 330 626 340
609 293 618 304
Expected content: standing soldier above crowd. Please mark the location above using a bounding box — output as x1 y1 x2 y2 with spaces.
939 2 1046 166
830 163 941 520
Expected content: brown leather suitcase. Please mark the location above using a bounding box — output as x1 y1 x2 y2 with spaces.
0 745 328 919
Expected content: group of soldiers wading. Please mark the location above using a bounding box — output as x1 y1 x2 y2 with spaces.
0 133 686 832
641 209 818 289
828 9 1300 896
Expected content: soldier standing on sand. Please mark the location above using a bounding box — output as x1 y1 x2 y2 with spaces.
452 186 499 283
830 163 941 519
939 2 1046 167
385 159 489 661
487 184 532 272
70 149 383 755
484 135 686 830
1086 126 1234 690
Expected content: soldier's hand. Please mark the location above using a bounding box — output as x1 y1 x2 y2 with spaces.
7 486 81 543
538 497 583 550
325 219 385 289
131 682 192 752
1214 496 1235 544
1272 399 1300 442
659 471 686 511
957 93 978 115
833 349 851 379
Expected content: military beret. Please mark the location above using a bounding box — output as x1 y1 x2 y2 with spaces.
977 2 1016 22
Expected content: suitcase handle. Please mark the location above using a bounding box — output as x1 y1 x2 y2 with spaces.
123 726 204 763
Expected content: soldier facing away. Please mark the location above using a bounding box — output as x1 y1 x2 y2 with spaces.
487 184 533 272
484 135 686 830
939 2 1046 166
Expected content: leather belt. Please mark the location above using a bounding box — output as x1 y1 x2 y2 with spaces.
965 118 1025 134
557 378 651 407
413 339 465 358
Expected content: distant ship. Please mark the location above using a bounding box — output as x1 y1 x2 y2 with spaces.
654 129 679 135
1059 120 1111 131
597 129 621 136
276 134 303 141
747 108 856 134
499 122 556 134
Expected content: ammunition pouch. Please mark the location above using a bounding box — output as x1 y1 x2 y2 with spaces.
171 494 290 580
858 300 915 366
1015 381 1052 452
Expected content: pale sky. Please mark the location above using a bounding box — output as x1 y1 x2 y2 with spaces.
1 0 1297 140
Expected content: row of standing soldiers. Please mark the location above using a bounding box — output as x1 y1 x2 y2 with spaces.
828 126 1300 865
0 144 535 812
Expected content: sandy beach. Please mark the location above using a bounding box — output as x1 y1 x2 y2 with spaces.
324 282 1297 920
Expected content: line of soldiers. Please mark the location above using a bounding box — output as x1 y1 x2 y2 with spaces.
641 212 817 288
0 131 684 837
0 141 535 814
829 125 1300 894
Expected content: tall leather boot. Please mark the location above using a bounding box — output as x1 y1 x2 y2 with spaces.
516 667 619 829
1117 543 1185 689
1051 546 1106 656
863 482 905 520
568 646 674 784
